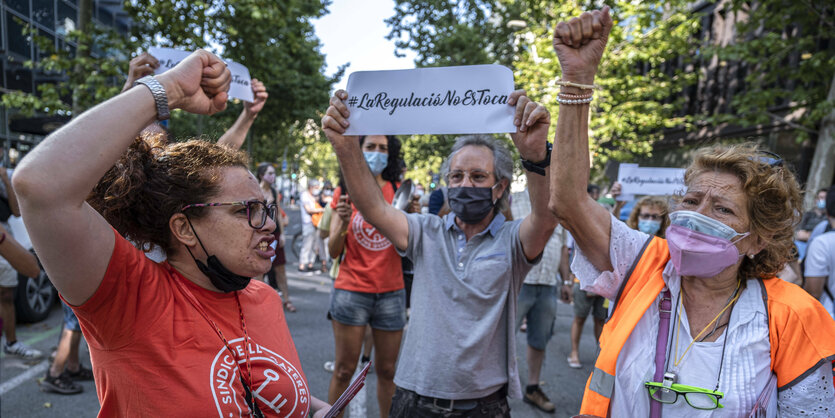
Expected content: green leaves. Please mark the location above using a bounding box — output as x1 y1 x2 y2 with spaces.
5 0 337 177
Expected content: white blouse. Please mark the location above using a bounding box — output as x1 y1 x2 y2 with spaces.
571 214 835 417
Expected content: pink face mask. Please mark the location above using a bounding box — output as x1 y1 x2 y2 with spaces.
666 224 749 278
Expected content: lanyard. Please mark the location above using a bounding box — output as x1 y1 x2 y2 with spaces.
665 280 740 391
169 266 258 416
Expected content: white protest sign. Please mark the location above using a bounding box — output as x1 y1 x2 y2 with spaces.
617 163 686 196
344 65 516 135
148 47 254 102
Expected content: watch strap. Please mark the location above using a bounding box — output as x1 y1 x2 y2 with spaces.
134 76 170 121
521 142 552 176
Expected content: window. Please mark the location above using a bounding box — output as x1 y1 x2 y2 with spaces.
6 0 30 17
33 0 56 31
6 11 32 59
57 1 77 35
5 66 33 93
36 29 55 61
96 7 112 27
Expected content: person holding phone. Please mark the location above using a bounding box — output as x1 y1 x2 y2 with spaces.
326 136 407 418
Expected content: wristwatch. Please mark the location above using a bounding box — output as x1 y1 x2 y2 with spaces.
134 76 170 121
521 142 552 176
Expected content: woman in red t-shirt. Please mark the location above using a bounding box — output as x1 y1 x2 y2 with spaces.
327 135 407 417
13 51 330 417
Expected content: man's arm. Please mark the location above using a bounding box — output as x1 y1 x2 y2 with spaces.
321 91 410 251
509 91 559 261
804 276 826 300
217 78 268 149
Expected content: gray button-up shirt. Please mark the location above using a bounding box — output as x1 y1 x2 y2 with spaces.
394 212 539 400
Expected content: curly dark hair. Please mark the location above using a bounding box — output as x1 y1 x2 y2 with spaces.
359 135 402 183
683 143 802 280
87 132 249 254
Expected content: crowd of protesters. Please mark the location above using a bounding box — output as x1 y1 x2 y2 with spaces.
0 6 833 418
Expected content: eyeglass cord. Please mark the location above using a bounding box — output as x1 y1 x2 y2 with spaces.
664 279 741 393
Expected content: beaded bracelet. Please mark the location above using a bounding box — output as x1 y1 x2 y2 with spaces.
557 96 594 105
558 92 594 100
555 78 602 91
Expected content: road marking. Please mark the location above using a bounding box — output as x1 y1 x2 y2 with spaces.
0 360 48 395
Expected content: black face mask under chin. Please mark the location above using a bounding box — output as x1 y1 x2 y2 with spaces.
184 217 251 293
448 184 499 224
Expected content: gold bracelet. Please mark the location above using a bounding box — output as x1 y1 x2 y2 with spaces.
555 78 602 91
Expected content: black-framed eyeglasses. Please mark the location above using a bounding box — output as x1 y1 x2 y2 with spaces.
181 200 277 229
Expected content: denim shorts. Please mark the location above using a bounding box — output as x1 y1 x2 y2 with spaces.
62 302 81 332
329 288 407 331
516 284 557 351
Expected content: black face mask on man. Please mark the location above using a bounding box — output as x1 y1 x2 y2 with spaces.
448 184 500 224
184 217 251 292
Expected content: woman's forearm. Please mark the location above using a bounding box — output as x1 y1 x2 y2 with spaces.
549 91 591 218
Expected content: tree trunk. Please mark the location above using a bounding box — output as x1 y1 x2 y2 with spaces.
804 71 835 210
71 0 93 116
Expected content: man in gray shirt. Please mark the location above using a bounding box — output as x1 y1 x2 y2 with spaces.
322 89 557 416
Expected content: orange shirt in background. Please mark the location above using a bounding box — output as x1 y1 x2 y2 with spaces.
331 184 404 294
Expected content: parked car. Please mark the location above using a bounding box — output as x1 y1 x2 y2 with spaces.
7 215 58 323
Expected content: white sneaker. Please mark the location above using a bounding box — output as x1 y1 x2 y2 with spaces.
4 341 43 359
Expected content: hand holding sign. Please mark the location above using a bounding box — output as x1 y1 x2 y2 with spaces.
508 90 551 162
322 90 356 148
156 49 231 116
244 78 268 117
122 52 160 93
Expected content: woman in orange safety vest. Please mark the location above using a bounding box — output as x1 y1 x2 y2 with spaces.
548 7 835 417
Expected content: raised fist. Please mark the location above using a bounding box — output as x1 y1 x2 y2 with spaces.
552 7 613 85
156 49 231 116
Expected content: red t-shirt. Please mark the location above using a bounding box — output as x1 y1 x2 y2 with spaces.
331 185 404 293
67 229 310 417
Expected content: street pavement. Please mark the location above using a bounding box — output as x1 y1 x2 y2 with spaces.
1 207 599 417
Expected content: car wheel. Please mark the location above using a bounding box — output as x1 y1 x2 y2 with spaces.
15 269 57 323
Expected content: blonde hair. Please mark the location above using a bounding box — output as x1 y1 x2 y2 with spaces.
683 143 801 280
627 196 670 238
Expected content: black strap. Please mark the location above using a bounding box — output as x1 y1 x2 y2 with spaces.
241 375 264 417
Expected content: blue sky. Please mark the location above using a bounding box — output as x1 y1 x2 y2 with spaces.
312 0 417 91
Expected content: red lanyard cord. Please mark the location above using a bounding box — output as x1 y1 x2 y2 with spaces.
170 267 256 414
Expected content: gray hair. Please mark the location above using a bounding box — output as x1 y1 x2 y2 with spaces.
440 134 513 213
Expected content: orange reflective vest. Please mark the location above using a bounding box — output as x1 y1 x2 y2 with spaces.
579 236 835 417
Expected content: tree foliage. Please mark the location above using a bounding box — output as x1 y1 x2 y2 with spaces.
386 0 523 67
709 1 834 138
387 0 700 180
2 0 340 175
